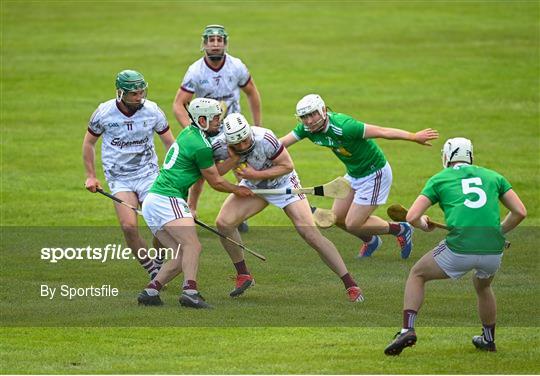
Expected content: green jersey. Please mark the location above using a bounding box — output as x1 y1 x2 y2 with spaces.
292 112 387 178
150 126 215 199
421 164 512 254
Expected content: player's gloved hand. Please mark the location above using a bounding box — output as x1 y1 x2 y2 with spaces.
233 186 254 197
411 128 439 146
85 177 102 193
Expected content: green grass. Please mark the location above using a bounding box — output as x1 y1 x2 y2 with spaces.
1 0 539 374
1 227 538 327
1 327 539 374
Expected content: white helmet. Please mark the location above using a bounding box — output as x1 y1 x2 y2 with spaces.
223 113 255 155
295 94 327 132
188 98 222 131
441 137 473 167
224 113 252 144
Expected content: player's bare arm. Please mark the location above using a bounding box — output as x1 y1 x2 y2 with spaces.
499 189 527 234
406 195 435 232
279 132 300 148
158 129 175 151
241 79 262 126
82 131 102 192
201 165 253 197
187 178 204 217
364 124 439 146
236 147 294 181
214 146 242 176
173 89 194 128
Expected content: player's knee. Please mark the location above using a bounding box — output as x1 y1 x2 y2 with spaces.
344 216 366 232
297 226 321 246
216 216 239 232
409 264 427 280
120 223 139 238
473 275 493 292
191 240 202 254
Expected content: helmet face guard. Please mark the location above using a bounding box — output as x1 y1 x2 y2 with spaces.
188 98 222 131
115 70 148 110
201 24 228 61
441 137 474 168
224 113 255 155
295 94 327 133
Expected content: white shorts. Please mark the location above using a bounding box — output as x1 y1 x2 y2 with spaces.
142 193 193 235
345 162 392 206
242 174 306 209
107 172 158 203
432 240 502 279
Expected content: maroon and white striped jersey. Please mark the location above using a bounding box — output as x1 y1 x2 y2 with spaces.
211 126 298 189
180 54 251 118
88 99 169 181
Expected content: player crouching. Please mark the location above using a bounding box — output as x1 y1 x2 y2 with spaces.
384 138 526 355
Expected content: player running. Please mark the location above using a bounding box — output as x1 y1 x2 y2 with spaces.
384 137 526 355
137 98 253 309
280 94 439 259
212 113 364 302
83 69 175 281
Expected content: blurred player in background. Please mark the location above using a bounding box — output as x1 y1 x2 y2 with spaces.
212 113 364 302
83 69 175 280
280 94 439 259
173 24 262 233
384 137 526 355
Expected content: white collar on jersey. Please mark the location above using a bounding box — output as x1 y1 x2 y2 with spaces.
452 162 471 169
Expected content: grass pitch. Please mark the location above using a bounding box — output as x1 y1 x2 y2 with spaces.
1 1 539 374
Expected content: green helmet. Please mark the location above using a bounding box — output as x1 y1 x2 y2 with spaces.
115 70 148 110
115 70 148 92
202 24 228 41
201 25 228 61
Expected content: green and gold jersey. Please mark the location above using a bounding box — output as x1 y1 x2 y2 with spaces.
150 125 215 199
421 164 512 254
292 112 386 178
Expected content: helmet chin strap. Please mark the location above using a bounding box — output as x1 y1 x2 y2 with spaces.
207 53 224 61
118 90 145 112
204 45 226 62
309 115 327 133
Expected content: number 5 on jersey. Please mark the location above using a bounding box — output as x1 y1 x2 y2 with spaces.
461 177 487 209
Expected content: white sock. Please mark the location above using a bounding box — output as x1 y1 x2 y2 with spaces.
144 288 159 296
